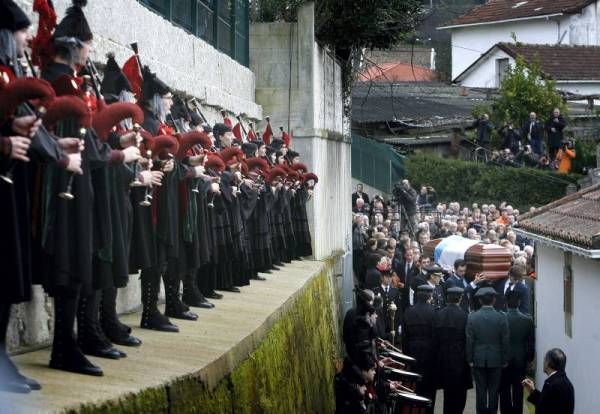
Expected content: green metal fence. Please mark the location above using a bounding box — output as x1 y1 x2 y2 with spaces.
351 133 405 194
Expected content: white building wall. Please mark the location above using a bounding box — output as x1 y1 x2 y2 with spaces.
450 20 562 80
459 49 513 88
535 244 600 413
450 2 600 80
16 0 262 123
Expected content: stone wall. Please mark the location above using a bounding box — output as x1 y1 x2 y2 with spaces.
365 45 435 69
63 257 342 414
9 0 261 353
250 3 352 259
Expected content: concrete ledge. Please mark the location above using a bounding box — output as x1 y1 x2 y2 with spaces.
4 259 337 413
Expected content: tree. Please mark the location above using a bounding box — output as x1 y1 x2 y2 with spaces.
493 55 567 127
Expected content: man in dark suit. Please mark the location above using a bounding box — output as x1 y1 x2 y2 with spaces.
545 108 566 160
500 291 534 414
466 287 509 414
495 266 530 315
402 285 437 414
373 272 401 343
522 112 544 155
434 287 472 414
351 183 370 207
394 248 419 311
523 348 575 414
445 259 473 312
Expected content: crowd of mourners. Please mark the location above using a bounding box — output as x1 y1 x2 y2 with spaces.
467 110 577 174
337 182 575 414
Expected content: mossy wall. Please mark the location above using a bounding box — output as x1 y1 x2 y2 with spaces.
72 258 341 414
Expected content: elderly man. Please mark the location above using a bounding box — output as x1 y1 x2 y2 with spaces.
353 198 369 215
546 108 566 161
352 183 370 207
522 112 544 155
523 348 574 414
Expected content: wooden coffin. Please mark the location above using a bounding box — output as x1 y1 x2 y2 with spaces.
423 238 512 280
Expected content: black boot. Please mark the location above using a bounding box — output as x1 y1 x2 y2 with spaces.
182 274 214 309
164 272 198 321
49 289 103 376
77 291 124 359
100 287 141 347
0 303 35 393
140 268 179 332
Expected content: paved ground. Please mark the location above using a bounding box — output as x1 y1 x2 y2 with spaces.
2 260 324 414
434 389 531 413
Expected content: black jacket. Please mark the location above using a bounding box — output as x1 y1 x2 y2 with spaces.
527 371 574 414
434 304 472 390
402 301 436 389
522 120 544 141
545 116 566 149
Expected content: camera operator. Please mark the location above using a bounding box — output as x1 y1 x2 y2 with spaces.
393 180 418 234
555 140 576 174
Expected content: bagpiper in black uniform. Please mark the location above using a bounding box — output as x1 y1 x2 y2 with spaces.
0 0 74 392
96 53 144 348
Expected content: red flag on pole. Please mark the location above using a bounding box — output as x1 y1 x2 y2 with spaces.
122 55 143 100
31 0 57 69
232 122 242 140
263 119 273 145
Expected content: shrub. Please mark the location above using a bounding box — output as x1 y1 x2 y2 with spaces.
404 154 581 211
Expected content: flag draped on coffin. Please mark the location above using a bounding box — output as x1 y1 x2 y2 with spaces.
434 235 479 271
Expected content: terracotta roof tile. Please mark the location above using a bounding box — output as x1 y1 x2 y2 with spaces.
442 0 596 28
519 184 600 249
357 62 438 83
497 43 600 81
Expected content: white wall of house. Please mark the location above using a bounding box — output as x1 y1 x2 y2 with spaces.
450 19 562 80
535 244 600 413
459 49 513 88
448 1 600 80
459 50 600 95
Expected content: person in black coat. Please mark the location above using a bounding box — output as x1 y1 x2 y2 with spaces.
335 353 377 414
521 112 544 155
545 108 566 160
499 122 521 154
373 273 401 343
434 287 472 414
444 259 473 312
351 183 370 208
402 285 437 414
500 291 534 414
394 248 419 311
523 348 574 414
467 113 493 149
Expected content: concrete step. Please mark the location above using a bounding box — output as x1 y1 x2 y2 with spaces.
3 260 324 413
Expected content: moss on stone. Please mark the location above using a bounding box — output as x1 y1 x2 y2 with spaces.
72 258 341 413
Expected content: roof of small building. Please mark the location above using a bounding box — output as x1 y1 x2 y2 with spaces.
357 62 438 83
519 183 600 249
352 81 492 126
455 43 600 82
440 0 596 29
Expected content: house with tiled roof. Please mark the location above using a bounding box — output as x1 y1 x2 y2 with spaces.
438 0 600 82
515 183 600 413
454 42 600 97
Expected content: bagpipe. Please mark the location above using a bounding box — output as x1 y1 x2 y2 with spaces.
375 338 432 414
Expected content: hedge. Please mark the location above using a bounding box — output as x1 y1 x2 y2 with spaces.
405 155 581 211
